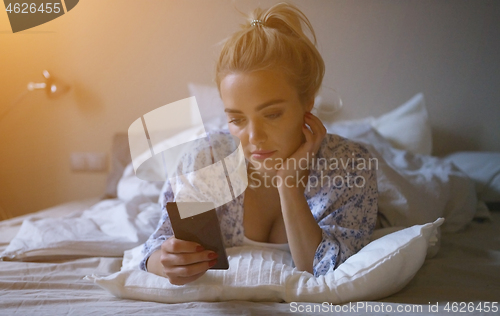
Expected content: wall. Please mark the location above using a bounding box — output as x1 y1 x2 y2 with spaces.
0 0 499 217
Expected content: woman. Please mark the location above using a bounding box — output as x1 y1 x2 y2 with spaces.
141 2 378 285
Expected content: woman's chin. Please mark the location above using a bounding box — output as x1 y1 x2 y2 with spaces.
248 159 277 176
248 157 278 171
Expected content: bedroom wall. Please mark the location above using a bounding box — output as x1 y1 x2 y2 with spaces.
0 0 499 218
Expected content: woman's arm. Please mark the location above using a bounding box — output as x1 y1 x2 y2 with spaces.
279 156 378 276
275 112 378 276
308 142 378 276
278 185 322 273
274 112 326 273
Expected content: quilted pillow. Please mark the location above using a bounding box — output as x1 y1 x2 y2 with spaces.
87 218 443 304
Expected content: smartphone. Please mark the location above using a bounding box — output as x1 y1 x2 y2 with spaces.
166 202 229 270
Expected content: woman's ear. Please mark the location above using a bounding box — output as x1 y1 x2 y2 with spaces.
304 98 314 113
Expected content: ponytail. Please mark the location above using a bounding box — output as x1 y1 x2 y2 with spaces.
215 2 325 105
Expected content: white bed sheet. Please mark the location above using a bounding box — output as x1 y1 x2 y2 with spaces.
0 197 101 254
0 198 498 315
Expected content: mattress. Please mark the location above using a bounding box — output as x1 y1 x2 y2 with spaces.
0 198 498 315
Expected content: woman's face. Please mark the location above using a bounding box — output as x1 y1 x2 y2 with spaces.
220 69 313 173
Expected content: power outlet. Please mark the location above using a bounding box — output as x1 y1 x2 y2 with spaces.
71 152 107 172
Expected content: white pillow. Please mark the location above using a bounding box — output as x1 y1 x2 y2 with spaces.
187 83 226 123
444 152 500 202
116 165 165 203
371 93 432 156
329 93 432 156
87 218 443 304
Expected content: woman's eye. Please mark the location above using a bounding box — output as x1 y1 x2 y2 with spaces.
229 118 244 126
266 113 282 119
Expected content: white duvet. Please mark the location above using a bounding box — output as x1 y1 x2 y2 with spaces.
327 121 477 232
0 197 161 261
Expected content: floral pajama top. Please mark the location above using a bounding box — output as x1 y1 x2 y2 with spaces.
139 129 378 277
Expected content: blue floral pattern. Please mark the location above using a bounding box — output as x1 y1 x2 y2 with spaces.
140 129 378 277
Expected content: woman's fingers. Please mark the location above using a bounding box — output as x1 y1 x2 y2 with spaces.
305 112 326 137
159 236 218 284
163 258 217 279
163 236 204 254
302 123 314 146
304 112 327 150
161 236 218 267
167 270 208 286
161 249 218 267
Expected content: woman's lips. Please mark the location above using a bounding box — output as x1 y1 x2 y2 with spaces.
250 150 277 160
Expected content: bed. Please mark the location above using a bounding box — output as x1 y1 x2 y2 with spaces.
1 91 499 315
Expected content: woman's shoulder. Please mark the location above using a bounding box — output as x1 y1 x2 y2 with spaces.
206 128 240 159
179 129 237 169
306 134 377 199
319 133 372 159
206 128 232 145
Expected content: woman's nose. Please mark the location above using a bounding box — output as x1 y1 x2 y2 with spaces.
247 121 267 145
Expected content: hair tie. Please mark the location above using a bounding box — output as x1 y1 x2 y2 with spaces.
250 19 264 27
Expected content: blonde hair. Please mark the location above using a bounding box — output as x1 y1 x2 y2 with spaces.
215 2 325 105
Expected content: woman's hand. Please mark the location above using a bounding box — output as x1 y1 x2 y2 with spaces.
275 111 327 191
147 236 218 285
